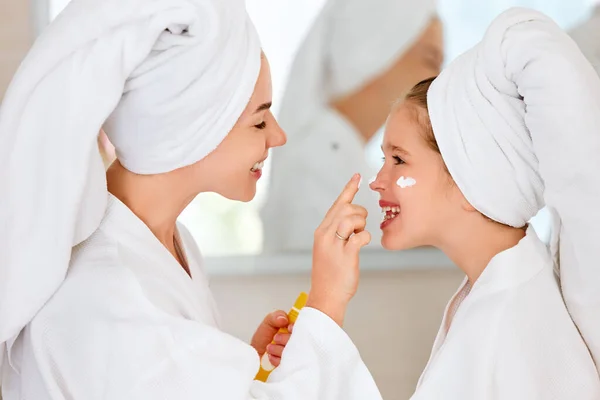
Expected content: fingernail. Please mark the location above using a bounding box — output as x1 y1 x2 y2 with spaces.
288 324 294 332
276 315 287 323
358 176 363 188
352 173 360 181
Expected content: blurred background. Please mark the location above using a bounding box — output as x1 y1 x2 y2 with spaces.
1 0 599 398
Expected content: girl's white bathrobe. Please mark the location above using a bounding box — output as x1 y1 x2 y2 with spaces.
412 227 600 400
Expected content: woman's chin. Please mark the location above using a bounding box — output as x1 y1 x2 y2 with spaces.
237 187 257 203
219 186 256 203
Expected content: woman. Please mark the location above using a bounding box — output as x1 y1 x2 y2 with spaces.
261 0 444 252
0 0 381 398
370 8 600 399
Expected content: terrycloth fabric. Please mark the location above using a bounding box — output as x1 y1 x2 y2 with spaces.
262 0 437 252
2 195 382 399
0 0 261 375
428 7 600 373
570 6 600 75
412 227 600 399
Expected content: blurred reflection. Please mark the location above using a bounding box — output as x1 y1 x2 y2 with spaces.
262 0 444 253
569 4 600 75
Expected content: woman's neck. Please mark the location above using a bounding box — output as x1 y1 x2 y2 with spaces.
106 161 195 257
437 219 526 284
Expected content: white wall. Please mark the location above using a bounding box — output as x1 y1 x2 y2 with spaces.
211 269 463 400
1 5 29 394
0 0 32 99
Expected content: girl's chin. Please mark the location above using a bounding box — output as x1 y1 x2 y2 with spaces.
381 232 415 251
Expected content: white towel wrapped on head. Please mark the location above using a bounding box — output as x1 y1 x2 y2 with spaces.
0 0 261 371
428 7 600 372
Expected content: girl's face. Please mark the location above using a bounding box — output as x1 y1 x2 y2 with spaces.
193 54 286 202
370 103 468 250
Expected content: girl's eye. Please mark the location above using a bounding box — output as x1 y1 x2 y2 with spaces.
383 156 405 165
393 156 405 165
255 121 267 129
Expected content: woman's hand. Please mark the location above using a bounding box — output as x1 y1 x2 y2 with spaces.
251 311 292 367
308 174 371 326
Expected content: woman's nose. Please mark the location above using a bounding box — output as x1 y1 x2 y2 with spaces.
267 113 287 148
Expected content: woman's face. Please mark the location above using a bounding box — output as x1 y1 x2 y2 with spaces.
401 17 445 83
195 54 286 202
370 103 467 250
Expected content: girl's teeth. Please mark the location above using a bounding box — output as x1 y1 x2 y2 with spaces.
383 212 400 221
251 161 264 171
381 205 400 221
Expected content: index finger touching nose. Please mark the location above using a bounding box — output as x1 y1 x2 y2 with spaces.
333 173 361 207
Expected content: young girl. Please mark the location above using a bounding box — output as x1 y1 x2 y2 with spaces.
371 8 600 399
0 0 381 398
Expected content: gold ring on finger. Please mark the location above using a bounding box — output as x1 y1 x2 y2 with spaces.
335 231 349 241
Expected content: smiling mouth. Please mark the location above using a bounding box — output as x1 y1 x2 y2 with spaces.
250 160 264 172
381 205 400 222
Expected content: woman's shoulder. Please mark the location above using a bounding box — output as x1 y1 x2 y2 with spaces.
32 229 156 332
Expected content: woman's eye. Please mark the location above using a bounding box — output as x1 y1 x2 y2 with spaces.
254 121 267 129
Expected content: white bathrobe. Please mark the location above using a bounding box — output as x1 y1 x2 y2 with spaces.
261 0 437 253
412 227 600 400
2 195 381 399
